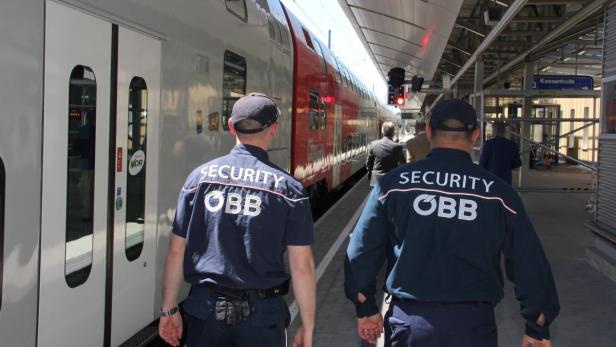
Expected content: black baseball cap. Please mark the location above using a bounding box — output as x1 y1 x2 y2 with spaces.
230 92 280 134
429 99 478 132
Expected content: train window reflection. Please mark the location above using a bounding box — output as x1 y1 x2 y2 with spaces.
222 51 247 131
65 65 96 288
309 92 319 131
225 0 247 22
126 77 148 261
320 98 327 130
0 156 5 310
314 41 328 76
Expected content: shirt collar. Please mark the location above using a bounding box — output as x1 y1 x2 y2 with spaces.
428 147 472 161
231 144 269 161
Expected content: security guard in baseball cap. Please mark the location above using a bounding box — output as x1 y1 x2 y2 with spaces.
344 99 559 347
160 92 316 347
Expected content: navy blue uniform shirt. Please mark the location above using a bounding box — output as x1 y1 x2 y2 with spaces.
345 148 559 340
172 144 314 290
479 137 522 184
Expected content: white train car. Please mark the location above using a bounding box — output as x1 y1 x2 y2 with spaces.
0 0 396 346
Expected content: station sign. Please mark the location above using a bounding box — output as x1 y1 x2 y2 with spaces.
533 75 593 90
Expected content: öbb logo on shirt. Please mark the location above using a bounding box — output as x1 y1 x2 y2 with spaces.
412 194 477 221
204 191 262 216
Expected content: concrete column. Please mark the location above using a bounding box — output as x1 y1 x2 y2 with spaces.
518 61 533 188
473 58 485 162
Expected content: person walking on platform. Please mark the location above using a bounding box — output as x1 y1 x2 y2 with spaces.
367 122 406 186
159 92 316 347
344 99 559 347
405 119 431 162
480 121 522 185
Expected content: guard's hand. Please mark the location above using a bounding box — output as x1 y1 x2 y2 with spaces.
521 335 551 347
357 313 383 345
292 326 313 347
159 313 183 347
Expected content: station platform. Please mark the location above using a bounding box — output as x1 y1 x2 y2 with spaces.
285 165 616 347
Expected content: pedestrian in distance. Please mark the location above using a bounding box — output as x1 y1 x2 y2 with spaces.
344 99 559 347
159 92 316 347
367 121 406 186
405 119 431 162
480 121 523 185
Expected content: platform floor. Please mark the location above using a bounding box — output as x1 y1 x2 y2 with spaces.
287 165 616 346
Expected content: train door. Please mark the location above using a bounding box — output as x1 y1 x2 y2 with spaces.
39 2 111 346
110 27 161 346
333 104 342 187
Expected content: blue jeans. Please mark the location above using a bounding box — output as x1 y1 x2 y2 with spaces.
384 300 497 347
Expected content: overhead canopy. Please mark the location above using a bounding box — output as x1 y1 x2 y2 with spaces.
338 0 606 110
337 0 464 82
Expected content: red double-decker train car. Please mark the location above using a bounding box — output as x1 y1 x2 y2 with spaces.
283 5 397 199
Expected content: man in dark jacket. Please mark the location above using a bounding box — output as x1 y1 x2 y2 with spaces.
480 121 522 185
345 99 558 347
366 122 406 186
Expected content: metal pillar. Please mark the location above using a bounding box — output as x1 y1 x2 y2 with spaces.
473 59 485 162
518 61 533 188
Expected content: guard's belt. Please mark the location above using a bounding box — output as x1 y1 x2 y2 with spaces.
203 280 289 300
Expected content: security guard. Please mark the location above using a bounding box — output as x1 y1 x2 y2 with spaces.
344 99 559 347
159 93 316 347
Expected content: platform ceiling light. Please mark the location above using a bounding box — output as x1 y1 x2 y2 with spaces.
541 66 551 72
578 50 587 55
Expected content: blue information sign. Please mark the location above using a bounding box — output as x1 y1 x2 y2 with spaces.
533 75 593 90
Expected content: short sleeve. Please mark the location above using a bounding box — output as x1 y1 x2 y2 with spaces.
284 194 314 246
171 186 197 238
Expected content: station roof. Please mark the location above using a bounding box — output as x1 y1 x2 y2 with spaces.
338 0 606 110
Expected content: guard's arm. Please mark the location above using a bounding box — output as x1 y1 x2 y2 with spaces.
344 187 388 318
288 245 316 334
162 234 186 310
503 200 559 340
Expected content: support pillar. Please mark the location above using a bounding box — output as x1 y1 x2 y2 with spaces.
518 61 533 188
472 58 485 162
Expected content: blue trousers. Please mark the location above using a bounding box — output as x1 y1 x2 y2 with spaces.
183 286 289 347
384 300 497 347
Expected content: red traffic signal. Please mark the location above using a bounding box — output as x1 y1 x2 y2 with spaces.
396 96 405 105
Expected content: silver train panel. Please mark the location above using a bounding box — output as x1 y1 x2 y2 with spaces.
0 0 44 346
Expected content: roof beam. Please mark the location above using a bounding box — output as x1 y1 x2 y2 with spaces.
367 41 421 60
455 19 487 37
484 0 608 85
450 0 529 86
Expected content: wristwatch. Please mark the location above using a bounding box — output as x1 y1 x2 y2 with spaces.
160 306 179 317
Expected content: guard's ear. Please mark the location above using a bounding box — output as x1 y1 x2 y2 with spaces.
228 119 237 136
425 124 434 142
471 127 480 144
269 122 280 137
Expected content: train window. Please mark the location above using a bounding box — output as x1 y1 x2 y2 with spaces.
320 98 327 130
309 91 319 131
222 51 247 131
314 41 328 76
267 15 276 40
332 57 342 84
225 0 247 22
255 0 270 12
280 25 291 51
302 28 314 50
273 20 284 46
125 77 148 261
65 65 96 288
0 156 4 309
